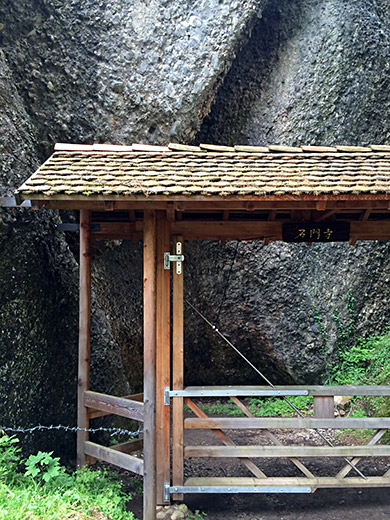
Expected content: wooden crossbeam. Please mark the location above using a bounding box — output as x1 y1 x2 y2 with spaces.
184 398 267 479
184 417 390 429
184 476 390 489
84 391 144 421
88 393 144 419
184 445 390 458
110 439 144 454
90 220 390 242
230 397 314 479
179 385 390 396
84 442 143 475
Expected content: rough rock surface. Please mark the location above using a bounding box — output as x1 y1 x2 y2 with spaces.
0 52 129 457
1 0 390 456
0 0 265 453
1 0 263 152
191 0 390 383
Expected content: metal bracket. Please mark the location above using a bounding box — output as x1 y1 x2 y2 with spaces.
164 387 170 406
167 485 312 495
163 482 170 502
164 241 184 274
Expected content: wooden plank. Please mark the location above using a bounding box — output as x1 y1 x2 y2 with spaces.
314 396 334 418
84 442 144 475
181 385 390 396
111 439 144 454
84 391 144 421
89 393 144 418
42 198 390 211
155 211 171 505
184 398 267 479
184 476 390 489
230 397 314 479
90 220 390 242
172 235 184 500
184 445 390 458
77 209 92 468
184 417 390 430
336 429 388 479
143 209 157 520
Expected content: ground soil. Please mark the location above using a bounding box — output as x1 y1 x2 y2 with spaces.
120 426 390 520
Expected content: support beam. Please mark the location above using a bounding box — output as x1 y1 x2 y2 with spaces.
172 235 184 499
84 391 144 421
155 211 171 504
84 442 144 475
77 209 91 467
143 210 157 520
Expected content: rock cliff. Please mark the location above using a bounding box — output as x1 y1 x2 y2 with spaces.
1 0 390 454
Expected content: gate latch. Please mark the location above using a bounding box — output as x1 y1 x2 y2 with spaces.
164 241 184 274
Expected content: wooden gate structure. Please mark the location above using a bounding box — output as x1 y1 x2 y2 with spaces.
15 142 390 520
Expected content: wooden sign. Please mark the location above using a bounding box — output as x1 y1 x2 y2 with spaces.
282 222 350 243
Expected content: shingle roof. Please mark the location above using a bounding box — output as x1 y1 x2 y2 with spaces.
16 143 390 201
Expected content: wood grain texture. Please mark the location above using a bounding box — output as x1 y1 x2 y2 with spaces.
184 445 390 458
184 476 390 489
172 235 184 499
84 391 144 421
184 417 390 430
143 210 157 520
84 442 143 475
155 211 171 504
77 209 91 467
184 398 266 479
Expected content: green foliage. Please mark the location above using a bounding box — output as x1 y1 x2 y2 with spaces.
188 511 207 520
248 395 313 417
0 434 21 486
25 451 64 484
0 434 136 520
314 292 390 421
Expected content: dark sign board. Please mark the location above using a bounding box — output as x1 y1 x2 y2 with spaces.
282 222 350 243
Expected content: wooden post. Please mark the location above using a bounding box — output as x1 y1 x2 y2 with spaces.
172 235 184 500
77 209 92 467
314 396 334 418
143 210 157 520
155 211 171 505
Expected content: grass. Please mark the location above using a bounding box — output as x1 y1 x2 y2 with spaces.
185 395 314 418
0 433 136 520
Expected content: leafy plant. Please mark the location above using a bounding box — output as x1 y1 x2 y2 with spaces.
0 434 21 485
25 451 63 484
0 434 136 520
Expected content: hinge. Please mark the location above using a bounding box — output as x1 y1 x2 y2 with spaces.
164 387 170 406
164 241 184 274
163 482 170 502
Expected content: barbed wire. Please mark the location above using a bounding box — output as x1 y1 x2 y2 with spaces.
0 425 143 437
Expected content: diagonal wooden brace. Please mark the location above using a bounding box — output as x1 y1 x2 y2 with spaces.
184 398 267 479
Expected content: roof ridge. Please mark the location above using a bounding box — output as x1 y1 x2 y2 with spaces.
54 142 390 154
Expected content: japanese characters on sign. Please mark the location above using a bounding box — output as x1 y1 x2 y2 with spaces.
282 222 351 243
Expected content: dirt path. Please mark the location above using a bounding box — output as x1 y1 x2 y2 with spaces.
125 427 390 520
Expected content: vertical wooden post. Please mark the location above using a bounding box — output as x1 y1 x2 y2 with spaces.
143 210 157 520
172 235 184 500
155 211 171 505
314 396 334 418
77 209 91 467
